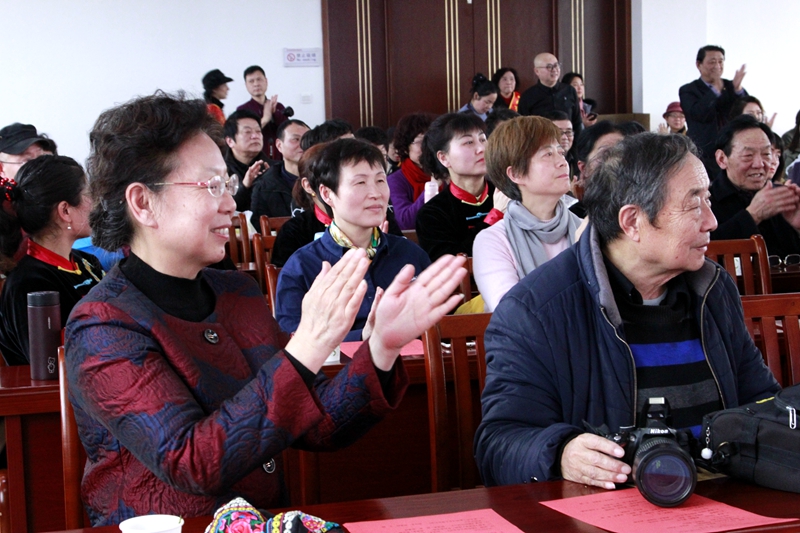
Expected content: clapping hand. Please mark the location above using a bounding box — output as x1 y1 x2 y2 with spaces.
243 160 269 189
747 181 799 224
733 64 747 93
285 249 370 373
262 95 279 125
368 254 468 370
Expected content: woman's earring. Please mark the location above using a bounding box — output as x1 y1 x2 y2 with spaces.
67 225 72 230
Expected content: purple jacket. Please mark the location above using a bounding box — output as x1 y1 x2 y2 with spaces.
387 168 426 230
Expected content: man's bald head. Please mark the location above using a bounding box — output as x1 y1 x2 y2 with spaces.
533 53 561 87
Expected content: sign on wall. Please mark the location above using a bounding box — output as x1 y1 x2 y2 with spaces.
283 48 322 67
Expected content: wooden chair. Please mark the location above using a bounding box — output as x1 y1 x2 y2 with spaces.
260 215 291 237
0 468 7 533
265 265 281 316
252 233 278 294
422 312 493 492
705 235 771 295
58 346 87 529
229 213 251 264
402 229 418 244
741 294 800 388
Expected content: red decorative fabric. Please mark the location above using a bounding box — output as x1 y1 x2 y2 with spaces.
400 158 429 201
314 205 332 226
502 91 521 112
449 181 489 205
207 103 225 125
27 239 75 270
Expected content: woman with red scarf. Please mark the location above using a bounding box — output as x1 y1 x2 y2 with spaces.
492 67 521 112
0 155 103 365
386 113 437 230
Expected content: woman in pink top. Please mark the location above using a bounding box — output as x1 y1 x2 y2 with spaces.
474 116 582 311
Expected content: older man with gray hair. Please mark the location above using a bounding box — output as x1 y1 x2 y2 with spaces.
475 133 779 490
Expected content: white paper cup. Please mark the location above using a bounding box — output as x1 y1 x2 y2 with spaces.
119 514 184 533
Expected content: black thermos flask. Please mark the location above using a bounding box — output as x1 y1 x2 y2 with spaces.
27 291 61 380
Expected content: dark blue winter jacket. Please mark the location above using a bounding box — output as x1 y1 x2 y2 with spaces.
475 225 780 486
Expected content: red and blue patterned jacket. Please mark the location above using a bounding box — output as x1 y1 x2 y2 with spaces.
65 266 407 526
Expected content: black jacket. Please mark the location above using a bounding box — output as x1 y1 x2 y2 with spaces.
518 82 582 134
415 182 495 260
0 251 103 365
709 172 800 257
679 78 747 174
250 161 297 225
224 149 270 212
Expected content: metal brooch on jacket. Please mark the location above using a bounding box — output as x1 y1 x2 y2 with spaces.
203 329 219 344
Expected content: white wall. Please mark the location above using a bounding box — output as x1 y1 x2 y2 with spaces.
0 0 325 166
636 0 798 136
5 0 797 165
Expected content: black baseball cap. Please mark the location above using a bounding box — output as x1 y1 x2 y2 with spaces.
0 123 50 155
202 69 234 92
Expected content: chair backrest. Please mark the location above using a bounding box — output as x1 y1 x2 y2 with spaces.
705 235 771 295
422 312 492 492
402 229 419 244
252 233 278 295
260 215 291 237
229 213 251 264
741 294 800 388
265 264 281 317
58 346 86 529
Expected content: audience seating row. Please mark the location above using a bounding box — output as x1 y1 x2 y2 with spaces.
46 233 800 530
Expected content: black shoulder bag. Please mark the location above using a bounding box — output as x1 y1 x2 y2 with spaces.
700 385 800 493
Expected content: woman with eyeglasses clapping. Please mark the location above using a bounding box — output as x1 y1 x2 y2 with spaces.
65 93 467 527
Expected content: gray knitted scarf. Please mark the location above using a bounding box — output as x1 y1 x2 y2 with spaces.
504 198 580 279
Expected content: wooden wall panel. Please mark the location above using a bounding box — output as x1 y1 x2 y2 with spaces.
473 0 556 95
322 0 361 124
557 0 632 114
322 0 632 129
384 1 454 121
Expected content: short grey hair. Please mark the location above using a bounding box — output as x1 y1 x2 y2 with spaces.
584 133 699 245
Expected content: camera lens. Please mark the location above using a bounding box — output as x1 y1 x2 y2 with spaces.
632 437 696 507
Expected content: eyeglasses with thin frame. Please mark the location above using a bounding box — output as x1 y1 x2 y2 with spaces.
0 160 25 165
769 254 800 269
559 129 575 138
536 62 561 72
150 174 239 198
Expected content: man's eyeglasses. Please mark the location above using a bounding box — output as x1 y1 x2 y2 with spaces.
151 175 239 198
559 129 574 138
769 254 800 269
536 62 561 72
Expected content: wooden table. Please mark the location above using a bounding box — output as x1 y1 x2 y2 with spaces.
44 478 800 533
771 265 800 294
0 365 63 533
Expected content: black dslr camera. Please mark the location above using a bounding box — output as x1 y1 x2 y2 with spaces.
601 397 697 507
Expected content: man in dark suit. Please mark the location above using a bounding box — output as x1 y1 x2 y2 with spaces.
679 45 748 177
